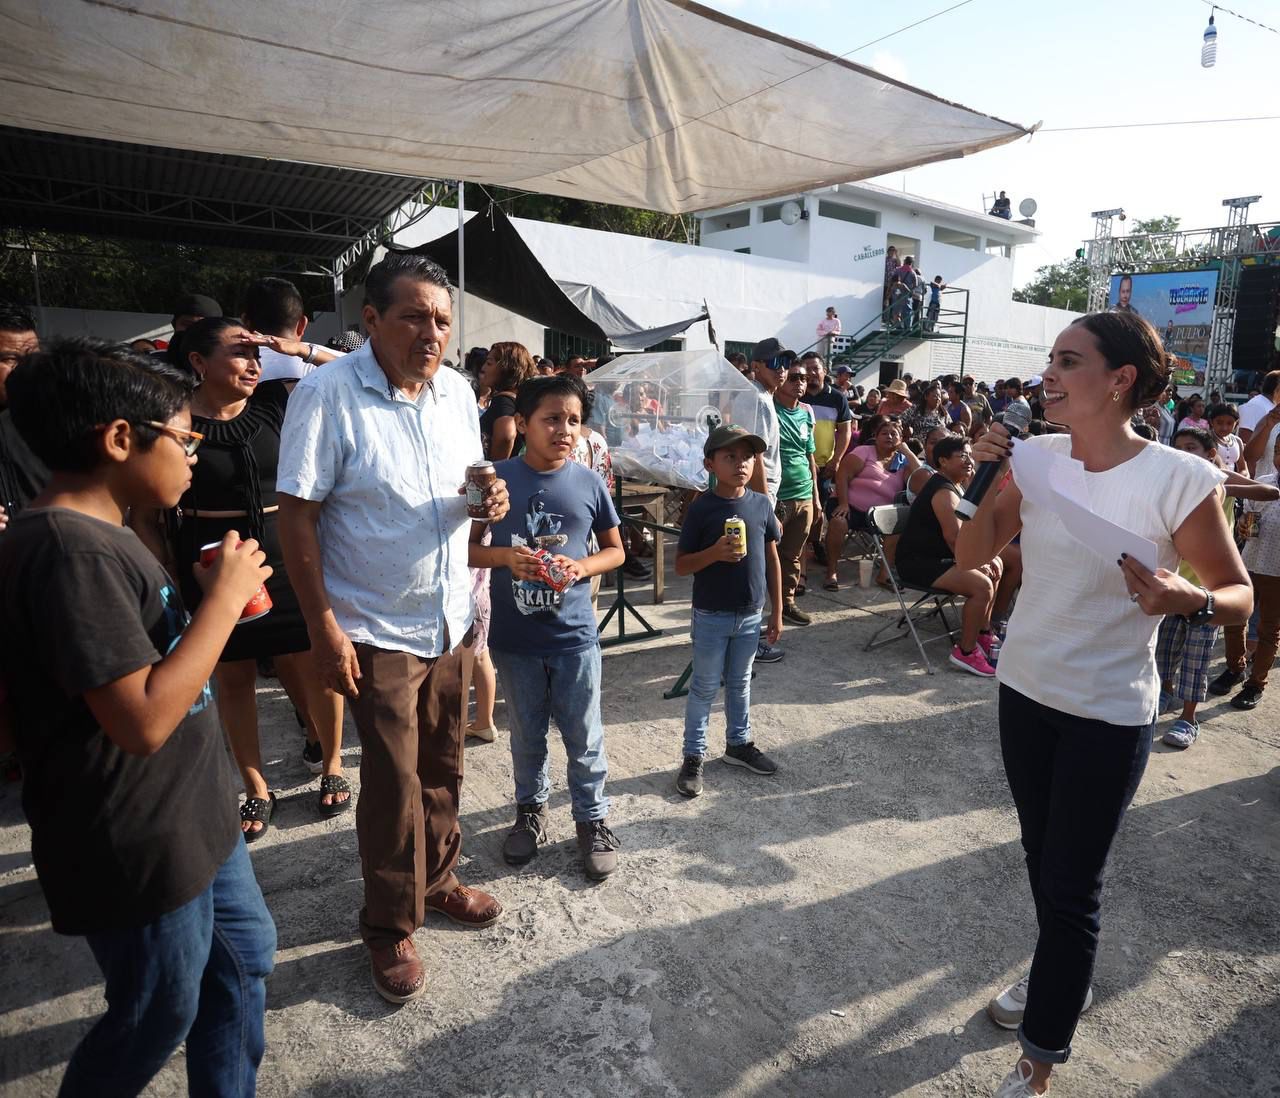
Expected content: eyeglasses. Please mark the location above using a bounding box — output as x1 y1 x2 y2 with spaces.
143 421 204 456
786 373 807 382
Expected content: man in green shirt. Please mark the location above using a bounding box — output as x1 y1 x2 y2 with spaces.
773 363 819 626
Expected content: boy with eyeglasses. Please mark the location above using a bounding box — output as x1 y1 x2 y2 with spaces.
0 339 277 1095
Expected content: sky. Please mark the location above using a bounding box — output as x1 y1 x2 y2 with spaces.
700 0 1280 287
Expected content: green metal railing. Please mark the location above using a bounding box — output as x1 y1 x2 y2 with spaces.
810 286 969 375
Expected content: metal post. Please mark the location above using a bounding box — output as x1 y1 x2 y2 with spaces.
457 180 465 365
30 249 42 314
331 261 344 335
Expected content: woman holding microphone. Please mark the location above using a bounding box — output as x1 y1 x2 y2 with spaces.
956 311 1250 1097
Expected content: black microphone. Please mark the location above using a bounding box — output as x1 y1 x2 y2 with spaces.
955 399 1032 520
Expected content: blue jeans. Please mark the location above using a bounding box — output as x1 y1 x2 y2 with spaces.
683 608 762 758
60 838 276 1098
491 645 610 822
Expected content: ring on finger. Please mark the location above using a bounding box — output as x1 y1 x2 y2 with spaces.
1129 592 1141 603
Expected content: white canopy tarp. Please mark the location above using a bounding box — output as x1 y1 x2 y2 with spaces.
1 0 1034 215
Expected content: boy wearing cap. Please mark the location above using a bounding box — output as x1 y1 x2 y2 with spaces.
673 425 783 797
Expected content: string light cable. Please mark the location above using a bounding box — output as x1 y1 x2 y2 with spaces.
1041 114 1280 133
1198 0 1280 36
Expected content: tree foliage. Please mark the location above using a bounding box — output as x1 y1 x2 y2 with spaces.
1013 256 1090 311
0 230 332 316
1013 215 1187 310
0 186 693 314
450 187 692 242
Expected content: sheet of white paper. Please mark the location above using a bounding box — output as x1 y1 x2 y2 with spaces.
1049 455 1091 511
1008 440 1058 510
1011 441 1159 571
1054 496 1160 572
1010 438 1091 510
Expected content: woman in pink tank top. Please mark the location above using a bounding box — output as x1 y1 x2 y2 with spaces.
823 415 919 587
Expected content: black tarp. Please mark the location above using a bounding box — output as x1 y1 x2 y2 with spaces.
393 203 708 351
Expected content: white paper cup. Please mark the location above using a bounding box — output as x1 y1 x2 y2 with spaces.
858 559 873 588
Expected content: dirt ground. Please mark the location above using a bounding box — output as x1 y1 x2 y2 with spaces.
2 567 1279 1097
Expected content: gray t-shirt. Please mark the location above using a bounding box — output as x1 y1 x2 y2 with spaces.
753 380 781 504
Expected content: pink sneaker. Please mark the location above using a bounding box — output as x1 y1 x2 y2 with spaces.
976 631 996 660
950 644 996 677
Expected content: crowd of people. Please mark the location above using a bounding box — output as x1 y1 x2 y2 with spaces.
0 273 1274 1097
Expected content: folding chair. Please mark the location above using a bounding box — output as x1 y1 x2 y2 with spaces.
861 503 961 674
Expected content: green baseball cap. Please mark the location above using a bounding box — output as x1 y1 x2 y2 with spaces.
704 423 767 458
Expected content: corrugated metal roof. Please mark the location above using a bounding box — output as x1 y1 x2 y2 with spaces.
0 127 434 261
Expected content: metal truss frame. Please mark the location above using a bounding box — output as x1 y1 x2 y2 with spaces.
1084 204 1280 392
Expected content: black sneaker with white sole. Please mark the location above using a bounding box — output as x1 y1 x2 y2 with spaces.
676 756 704 797
302 739 323 775
722 742 778 775
1208 667 1246 696
1231 682 1264 710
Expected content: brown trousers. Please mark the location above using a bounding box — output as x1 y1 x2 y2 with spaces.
1225 571 1280 690
349 642 464 946
776 498 814 602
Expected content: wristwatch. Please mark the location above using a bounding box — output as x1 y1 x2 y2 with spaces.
1187 585 1215 625
303 342 318 365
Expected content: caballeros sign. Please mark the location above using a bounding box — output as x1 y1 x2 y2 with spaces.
853 245 886 262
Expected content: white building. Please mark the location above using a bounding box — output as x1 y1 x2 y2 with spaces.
381 180 1079 388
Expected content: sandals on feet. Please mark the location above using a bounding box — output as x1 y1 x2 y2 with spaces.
240 792 277 843
318 774 352 818
823 579 840 591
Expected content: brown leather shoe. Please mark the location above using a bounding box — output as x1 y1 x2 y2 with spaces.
368 937 425 1004
424 884 503 928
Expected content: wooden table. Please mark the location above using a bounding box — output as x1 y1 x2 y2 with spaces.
619 482 669 603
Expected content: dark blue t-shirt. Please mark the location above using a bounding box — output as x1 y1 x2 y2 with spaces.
488 457 620 654
678 489 781 613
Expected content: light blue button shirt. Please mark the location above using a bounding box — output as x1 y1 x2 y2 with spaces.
277 344 481 658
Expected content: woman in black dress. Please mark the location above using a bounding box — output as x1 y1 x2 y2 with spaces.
895 434 1002 675
160 318 349 837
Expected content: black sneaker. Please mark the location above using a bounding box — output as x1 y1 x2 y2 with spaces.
502 803 549 865
676 756 704 797
722 742 778 775
755 641 785 664
622 557 652 579
1208 668 1246 696
302 739 323 775
782 602 811 626
576 819 621 879
811 541 828 566
1231 683 1264 710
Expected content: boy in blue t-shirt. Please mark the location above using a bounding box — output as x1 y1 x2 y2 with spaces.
674 425 784 797
469 375 625 879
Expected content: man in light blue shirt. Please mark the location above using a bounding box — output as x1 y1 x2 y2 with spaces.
278 254 510 1005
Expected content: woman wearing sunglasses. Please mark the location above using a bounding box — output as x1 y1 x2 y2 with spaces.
137 317 349 840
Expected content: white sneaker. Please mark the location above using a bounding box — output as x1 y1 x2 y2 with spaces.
994 1060 1041 1097
987 973 1092 1030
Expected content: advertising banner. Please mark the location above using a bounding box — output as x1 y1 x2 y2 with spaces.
1109 270 1219 385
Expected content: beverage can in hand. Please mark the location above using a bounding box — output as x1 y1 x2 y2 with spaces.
1240 510 1260 540
724 516 747 559
466 461 497 519
530 547 575 592
199 541 273 624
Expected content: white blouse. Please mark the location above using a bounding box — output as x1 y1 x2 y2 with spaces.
997 434 1224 726
1241 474 1280 578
